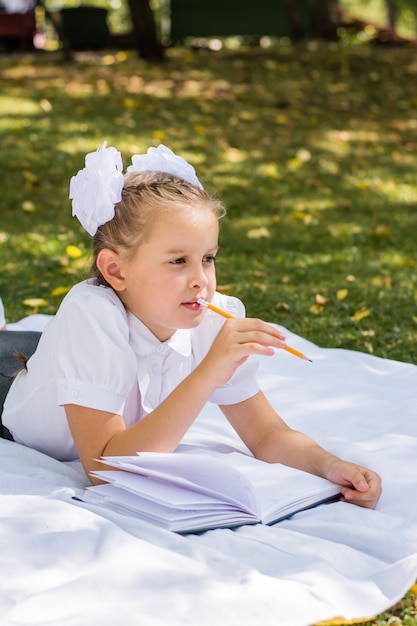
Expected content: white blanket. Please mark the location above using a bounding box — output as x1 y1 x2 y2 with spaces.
1 325 417 626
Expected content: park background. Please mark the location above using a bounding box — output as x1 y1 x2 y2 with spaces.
0 3 417 621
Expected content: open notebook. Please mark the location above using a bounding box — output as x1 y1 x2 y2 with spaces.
83 451 341 533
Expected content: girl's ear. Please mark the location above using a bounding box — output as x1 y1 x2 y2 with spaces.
96 249 126 291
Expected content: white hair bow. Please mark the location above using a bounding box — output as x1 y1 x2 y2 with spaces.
70 143 203 236
69 142 124 236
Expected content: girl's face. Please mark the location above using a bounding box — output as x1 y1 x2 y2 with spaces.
118 205 219 341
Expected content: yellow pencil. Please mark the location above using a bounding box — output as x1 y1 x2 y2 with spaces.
197 298 312 362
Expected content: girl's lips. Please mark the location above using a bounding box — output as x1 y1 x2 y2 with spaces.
183 301 203 311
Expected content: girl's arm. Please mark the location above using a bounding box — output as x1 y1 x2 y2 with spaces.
221 391 382 509
66 317 287 482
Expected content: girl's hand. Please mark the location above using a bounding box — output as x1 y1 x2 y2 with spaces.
201 318 287 388
323 457 382 509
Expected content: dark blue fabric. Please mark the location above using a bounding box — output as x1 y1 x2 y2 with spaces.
0 330 41 439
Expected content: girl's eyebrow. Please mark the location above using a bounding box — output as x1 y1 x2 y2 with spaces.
165 248 187 255
164 245 219 255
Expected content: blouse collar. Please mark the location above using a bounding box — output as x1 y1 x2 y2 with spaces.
127 311 192 358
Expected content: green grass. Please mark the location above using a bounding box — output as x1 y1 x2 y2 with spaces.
0 41 417 625
1 43 416 364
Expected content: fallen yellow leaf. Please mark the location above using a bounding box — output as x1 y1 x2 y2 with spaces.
246 227 270 239
193 124 206 135
314 616 376 626
337 289 348 301
275 114 288 124
361 330 375 337
356 180 368 189
101 54 116 65
287 157 303 170
21 200 36 212
40 98 52 112
295 148 311 162
23 298 47 308
315 294 328 305
217 285 232 295
23 170 38 186
238 110 255 121
310 303 324 314
256 163 279 178
115 51 128 62
372 276 392 288
66 245 83 259
373 224 392 238
225 147 244 163
351 308 371 322
292 210 308 221
122 98 142 109
51 286 71 297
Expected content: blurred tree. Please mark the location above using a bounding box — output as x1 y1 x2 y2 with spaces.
284 0 341 39
283 0 309 39
126 0 164 60
42 0 164 60
311 0 341 38
384 0 416 33
385 0 396 29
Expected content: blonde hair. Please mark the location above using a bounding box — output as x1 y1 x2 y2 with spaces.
92 171 225 285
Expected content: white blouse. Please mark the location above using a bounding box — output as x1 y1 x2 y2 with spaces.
3 280 259 461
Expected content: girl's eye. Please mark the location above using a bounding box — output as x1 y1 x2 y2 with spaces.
170 258 186 265
203 255 216 263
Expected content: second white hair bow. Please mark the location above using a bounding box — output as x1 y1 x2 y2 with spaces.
127 144 203 190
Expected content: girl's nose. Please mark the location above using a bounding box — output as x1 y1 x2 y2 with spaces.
190 266 209 289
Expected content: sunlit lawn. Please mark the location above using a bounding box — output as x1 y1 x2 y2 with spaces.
0 41 417 624
1 42 416 364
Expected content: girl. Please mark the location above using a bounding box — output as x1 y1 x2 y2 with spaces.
3 143 381 508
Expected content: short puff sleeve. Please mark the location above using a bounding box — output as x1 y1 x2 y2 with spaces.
55 285 137 415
